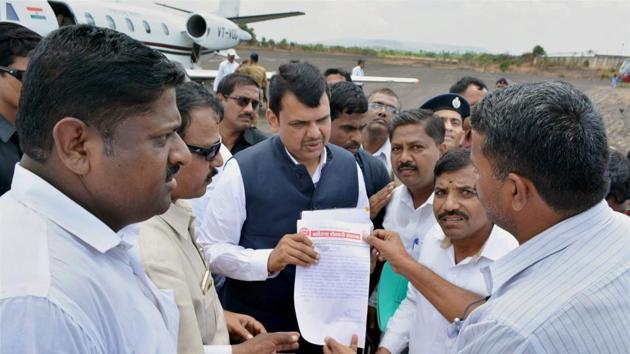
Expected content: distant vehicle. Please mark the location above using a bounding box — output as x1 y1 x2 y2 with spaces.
619 59 630 83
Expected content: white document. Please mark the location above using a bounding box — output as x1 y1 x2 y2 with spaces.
294 218 371 348
301 208 371 226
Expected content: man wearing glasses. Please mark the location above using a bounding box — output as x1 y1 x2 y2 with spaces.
0 23 41 196
126 81 300 354
362 88 401 176
217 73 268 154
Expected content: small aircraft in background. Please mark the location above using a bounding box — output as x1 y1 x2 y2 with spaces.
1 0 419 84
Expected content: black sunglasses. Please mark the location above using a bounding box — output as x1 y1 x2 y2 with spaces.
0 66 25 82
227 95 260 110
187 138 222 161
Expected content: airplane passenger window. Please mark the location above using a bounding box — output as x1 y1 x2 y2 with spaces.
143 20 151 34
161 23 169 36
125 18 134 32
85 13 95 26
106 15 116 30
6 3 19 21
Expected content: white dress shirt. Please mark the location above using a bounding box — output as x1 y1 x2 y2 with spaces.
371 138 392 176
189 144 232 233
380 224 518 354
213 60 239 91
351 65 365 86
197 147 370 281
382 185 436 252
0 165 179 353
454 201 630 353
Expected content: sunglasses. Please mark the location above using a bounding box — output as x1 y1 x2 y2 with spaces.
369 102 398 114
187 138 222 161
0 66 25 82
227 95 260 110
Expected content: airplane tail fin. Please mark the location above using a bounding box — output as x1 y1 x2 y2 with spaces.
217 0 240 18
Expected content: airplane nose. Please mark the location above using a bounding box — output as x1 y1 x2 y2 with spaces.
238 29 252 41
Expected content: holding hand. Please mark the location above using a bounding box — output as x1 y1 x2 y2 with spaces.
369 182 395 219
364 230 413 273
268 232 319 273
224 311 266 342
323 335 358 354
233 332 300 354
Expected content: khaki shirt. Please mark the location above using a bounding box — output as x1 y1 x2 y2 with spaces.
238 63 267 89
138 200 230 354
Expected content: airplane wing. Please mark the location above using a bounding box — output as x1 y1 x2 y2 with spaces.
228 12 305 24
187 69 418 85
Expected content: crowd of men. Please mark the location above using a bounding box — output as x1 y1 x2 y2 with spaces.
1 23 629 354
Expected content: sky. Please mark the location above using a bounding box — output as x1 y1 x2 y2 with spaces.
230 0 630 56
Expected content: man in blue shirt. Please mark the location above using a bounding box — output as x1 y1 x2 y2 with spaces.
456 81 630 353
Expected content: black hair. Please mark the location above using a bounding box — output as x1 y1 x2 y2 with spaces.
449 76 488 94
434 148 472 178
269 62 328 117
329 81 367 120
606 149 630 204
324 67 352 82
16 25 185 161
250 52 259 62
357 59 365 65
368 88 401 109
0 22 41 67
471 80 609 214
389 109 445 145
216 73 259 97
176 82 224 139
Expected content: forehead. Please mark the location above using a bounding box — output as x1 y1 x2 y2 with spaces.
435 165 477 187
434 109 462 120
335 112 367 125
369 92 398 107
186 107 220 143
326 74 346 85
231 84 259 97
279 92 330 121
391 123 433 144
10 56 29 69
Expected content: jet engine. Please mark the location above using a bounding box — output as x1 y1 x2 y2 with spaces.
185 12 251 51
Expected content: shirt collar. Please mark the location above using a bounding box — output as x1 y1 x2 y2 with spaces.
373 138 391 159
437 224 512 266
285 146 328 182
0 114 16 143
159 200 194 241
11 164 121 253
485 201 611 293
401 187 434 211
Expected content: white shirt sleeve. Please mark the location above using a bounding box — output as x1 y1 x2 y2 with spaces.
0 297 102 353
379 283 418 354
203 345 232 354
213 61 227 91
356 163 370 213
196 158 273 281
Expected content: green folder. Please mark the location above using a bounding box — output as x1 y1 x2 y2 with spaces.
377 261 409 331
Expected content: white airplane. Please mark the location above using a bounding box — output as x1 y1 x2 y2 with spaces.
1 0 419 84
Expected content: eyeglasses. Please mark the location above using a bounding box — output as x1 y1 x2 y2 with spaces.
0 66 25 82
369 102 398 114
227 95 260 110
187 138 222 161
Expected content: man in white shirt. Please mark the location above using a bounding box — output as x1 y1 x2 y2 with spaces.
0 25 188 353
213 48 239 92
368 149 518 354
362 88 401 175
382 109 447 250
198 62 369 354
351 59 365 87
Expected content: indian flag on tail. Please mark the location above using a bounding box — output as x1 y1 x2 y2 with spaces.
27 7 46 20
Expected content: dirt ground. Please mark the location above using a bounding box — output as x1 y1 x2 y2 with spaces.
202 48 629 153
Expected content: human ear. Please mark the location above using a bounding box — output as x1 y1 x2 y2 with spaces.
266 108 279 133
506 172 531 212
51 117 93 175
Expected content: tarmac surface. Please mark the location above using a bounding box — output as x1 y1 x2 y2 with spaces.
202 48 629 152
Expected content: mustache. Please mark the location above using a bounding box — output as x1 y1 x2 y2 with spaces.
397 161 417 171
344 141 361 150
239 112 254 119
438 210 469 220
166 164 180 181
